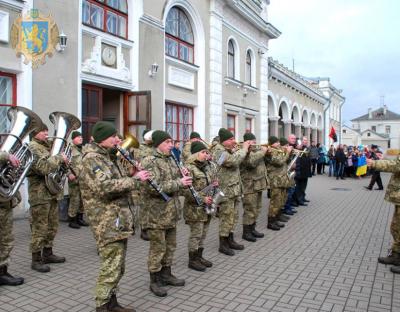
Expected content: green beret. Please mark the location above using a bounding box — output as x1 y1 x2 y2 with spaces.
268 136 279 145
71 131 82 140
190 131 201 139
218 128 234 143
191 141 207 154
279 137 288 145
142 129 150 138
92 121 117 143
243 132 256 141
152 130 172 147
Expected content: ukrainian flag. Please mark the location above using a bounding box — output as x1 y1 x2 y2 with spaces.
356 155 367 176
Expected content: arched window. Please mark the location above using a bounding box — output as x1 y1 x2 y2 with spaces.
245 50 252 85
165 7 194 63
228 40 235 78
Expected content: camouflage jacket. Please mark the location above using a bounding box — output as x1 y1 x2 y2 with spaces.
240 149 267 194
141 150 184 229
136 143 153 160
79 142 140 248
0 151 21 209
27 138 65 204
265 149 291 189
211 143 247 199
184 157 214 222
68 144 82 187
182 142 191 162
372 156 400 204
0 151 8 164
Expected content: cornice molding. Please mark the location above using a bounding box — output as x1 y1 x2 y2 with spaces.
140 13 164 31
0 0 25 11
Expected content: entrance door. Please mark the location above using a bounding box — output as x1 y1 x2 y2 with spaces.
82 84 103 143
123 91 151 141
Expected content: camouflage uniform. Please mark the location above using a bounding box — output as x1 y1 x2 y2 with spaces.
265 149 291 218
141 150 184 273
137 143 153 233
68 143 83 218
79 142 140 307
212 143 247 237
182 142 192 162
240 149 267 225
27 138 65 253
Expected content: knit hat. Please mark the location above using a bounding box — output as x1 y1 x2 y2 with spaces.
268 136 279 145
279 137 288 146
31 122 48 137
143 130 154 142
71 131 82 140
152 130 172 147
243 132 256 141
142 129 150 138
218 128 234 143
92 121 117 143
190 131 201 140
191 141 207 154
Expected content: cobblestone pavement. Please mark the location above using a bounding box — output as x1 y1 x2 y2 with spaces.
1 174 399 312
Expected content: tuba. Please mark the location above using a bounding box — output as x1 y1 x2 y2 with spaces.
0 106 42 202
287 148 309 181
45 112 81 195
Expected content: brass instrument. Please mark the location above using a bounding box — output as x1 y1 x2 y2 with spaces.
0 107 42 202
203 153 226 215
45 112 81 195
287 148 309 180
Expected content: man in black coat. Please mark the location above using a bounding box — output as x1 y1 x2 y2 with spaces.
294 137 311 205
335 144 347 180
365 145 383 190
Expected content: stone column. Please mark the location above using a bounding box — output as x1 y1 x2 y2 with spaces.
283 120 292 139
311 128 318 144
293 122 302 139
317 130 323 144
304 126 311 143
268 117 279 137
259 52 269 143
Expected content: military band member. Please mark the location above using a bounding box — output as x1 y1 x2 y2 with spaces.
28 123 68 273
67 131 88 229
240 133 268 242
0 151 24 286
79 121 149 311
141 130 192 297
212 128 250 256
182 131 202 162
184 141 214 271
367 154 400 274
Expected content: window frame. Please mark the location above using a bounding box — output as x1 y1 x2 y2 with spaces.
245 50 252 86
227 40 235 79
82 0 128 39
227 114 236 138
245 117 253 134
165 102 194 142
0 71 17 107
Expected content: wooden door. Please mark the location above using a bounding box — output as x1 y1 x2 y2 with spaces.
82 84 103 143
123 91 151 141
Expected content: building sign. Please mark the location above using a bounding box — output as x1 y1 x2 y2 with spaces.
10 9 59 68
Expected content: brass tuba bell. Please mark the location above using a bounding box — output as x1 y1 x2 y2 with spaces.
120 133 140 150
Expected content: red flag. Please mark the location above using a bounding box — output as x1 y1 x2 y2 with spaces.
329 127 337 142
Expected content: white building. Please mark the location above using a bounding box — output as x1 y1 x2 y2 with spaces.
341 124 361 147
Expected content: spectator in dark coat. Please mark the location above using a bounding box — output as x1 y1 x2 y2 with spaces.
365 145 384 190
335 144 347 180
294 137 311 205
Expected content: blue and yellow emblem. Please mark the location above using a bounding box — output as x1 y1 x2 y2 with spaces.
11 9 59 68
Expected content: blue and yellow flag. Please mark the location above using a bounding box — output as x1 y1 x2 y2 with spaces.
356 155 367 176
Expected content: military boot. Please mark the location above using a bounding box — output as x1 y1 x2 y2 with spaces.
278 214 290 222
0 265 24 286
109 293 136 312
198 248 212 267
391 266 400 274
42 247 66 264
188 251 206 272
219 237 234 256
267 217 280 231
251 223 264 238
77 213 89 226
149 272 167 297
31 252 50 273
96 303 110 312
68 216 80 229
160 266 185 286
228 232 244 250
140 229 149 241
378 250 400 265
242 225 256 242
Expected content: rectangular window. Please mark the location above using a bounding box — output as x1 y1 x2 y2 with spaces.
245 117 253 133
371 126 376 132
228 53 234 78
0 72 17 134
165 102 193 141
165 34 194 64
227 114 236 138
385 125 391 134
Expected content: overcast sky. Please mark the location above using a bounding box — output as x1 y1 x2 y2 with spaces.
268 0 400 124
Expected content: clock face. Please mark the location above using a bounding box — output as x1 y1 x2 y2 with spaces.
102 47 116 66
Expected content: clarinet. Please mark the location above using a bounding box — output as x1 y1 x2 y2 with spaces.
170 152 203 206
116 146 171 202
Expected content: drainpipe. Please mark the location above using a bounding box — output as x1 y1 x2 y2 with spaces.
338 98 346 144
323 93 333 146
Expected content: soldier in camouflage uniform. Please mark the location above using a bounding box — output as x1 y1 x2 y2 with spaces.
67 131 89 229
0 151 24 286
182 131 202 162
240 133 268 242
28 123 68 273
141 130 192 297
367 155 400 274
265 136 292 231
79 121 149 312
184 141 215 271
212 128 250 256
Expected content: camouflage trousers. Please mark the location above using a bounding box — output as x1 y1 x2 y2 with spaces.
0 207 13 267
68 184 84 218
242 192 263 225
30 199 59 253
268 188 288 218
147 228 176 273
187 217 211 252
219 197 240 237
95 239 127 307
391 205 400 253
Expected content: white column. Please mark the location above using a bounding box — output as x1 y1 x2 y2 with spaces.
259 52 269 143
